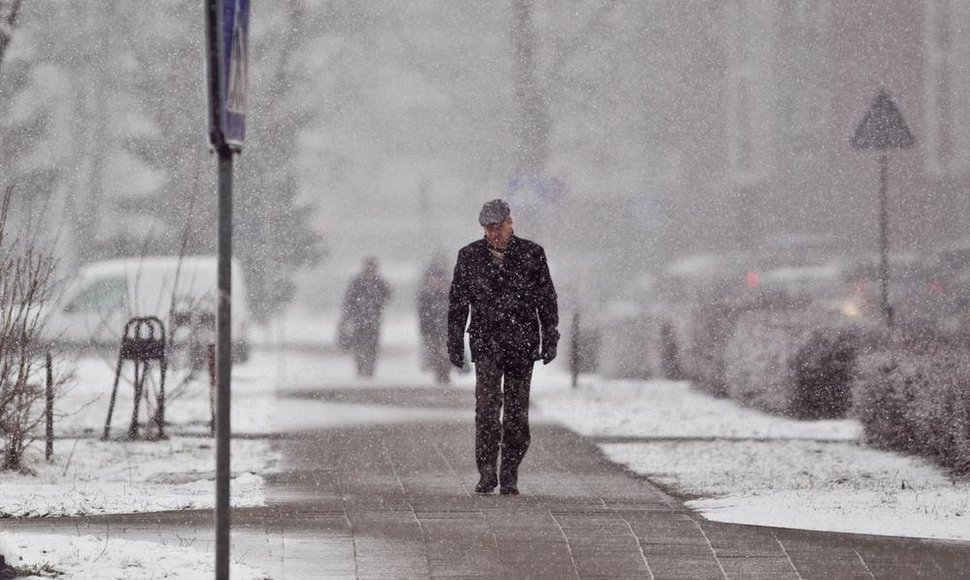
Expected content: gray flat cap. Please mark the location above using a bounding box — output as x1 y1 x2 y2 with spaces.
478 199 511 226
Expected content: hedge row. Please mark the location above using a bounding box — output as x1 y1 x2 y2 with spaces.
720 308 874 419
673 299 765 397
668 298 970 473
853 337 970 474
666 291 874 419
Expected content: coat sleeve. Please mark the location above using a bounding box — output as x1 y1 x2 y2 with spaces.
535 247 560 349
341 279 357 320
416 288 431 335
447 249 470 358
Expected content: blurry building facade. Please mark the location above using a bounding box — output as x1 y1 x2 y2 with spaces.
658 0 970 259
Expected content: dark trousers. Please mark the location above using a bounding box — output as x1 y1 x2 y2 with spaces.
474 357 534 485
352 327 380 377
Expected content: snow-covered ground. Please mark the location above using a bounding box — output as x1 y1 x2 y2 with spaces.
531 377 970 542
1 353 286 520
0 340 286 578
0 532 269 580
1 309 473 579
4 305 970 577
279 306 970 543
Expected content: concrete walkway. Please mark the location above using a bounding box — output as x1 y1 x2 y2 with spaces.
8 383 970 579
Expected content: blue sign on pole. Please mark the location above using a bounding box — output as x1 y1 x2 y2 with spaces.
222 0 249 150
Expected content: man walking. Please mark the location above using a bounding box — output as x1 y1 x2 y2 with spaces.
448 199 559 495
340 257 392 378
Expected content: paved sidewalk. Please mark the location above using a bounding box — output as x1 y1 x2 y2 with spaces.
8 384 970 579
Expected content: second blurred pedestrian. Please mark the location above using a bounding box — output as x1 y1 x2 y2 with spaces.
339 257 392 378
417 256 452 384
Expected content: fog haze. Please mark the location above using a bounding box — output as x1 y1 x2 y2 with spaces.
1 1 967 316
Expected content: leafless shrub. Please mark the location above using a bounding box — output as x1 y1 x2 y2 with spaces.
0 185 59 470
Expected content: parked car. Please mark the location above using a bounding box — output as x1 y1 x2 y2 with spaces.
648 243 860 383
838 252 950 333
42 255 251 364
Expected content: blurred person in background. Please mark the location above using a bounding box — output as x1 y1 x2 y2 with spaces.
417 254 453 384
448 199 559 495
339 257 392 378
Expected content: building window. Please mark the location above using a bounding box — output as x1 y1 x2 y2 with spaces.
923 0 970 176
723 0 776 183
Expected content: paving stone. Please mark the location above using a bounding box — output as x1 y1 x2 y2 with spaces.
5 382 970 579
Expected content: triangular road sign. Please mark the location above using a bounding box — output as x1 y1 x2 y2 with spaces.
851 89 915 150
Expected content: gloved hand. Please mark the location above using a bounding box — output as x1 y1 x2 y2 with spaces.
449 350 465 368
541 343 557 365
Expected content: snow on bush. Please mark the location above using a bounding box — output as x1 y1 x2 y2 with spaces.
722 308 797 412
853 336 970 474
722 307 874 418
597 311 666 380
673 288 805 398
676 301 742 397
789 325 865 418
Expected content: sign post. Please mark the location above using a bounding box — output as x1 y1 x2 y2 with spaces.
204 1 249 579
851 89 914 328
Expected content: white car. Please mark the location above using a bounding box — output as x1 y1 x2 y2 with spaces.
44 255 251 363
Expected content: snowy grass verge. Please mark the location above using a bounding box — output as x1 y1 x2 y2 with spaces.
603 440 970 541
0 437 280 518
0 348 285 519
1 531 268 579
532 376 970 541
531 377 861 440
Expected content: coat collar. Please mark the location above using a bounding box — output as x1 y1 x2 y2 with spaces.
482 233 519 253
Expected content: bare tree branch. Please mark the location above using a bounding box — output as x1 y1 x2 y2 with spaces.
543 1 619 94
0 0 24 77
0 185 61 470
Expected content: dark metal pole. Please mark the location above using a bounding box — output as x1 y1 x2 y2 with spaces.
204 0 233 575
45 353 53 461
104 345 125 440
215 147 233 580
878 153 892 328
570 312 580 388
208 343 217 436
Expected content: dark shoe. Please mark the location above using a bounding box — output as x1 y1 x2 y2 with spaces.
475 474 497 494
0 555 15 580
499 464 518 492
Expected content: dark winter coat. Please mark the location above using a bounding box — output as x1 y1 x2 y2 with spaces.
418 275 449 341
448 235 559 364
418 269 449 362
341 273 391 337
